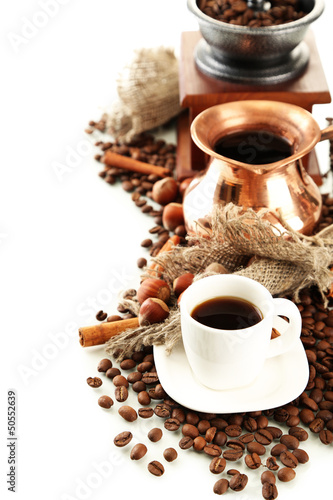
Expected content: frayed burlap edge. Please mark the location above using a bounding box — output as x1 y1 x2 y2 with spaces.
105 204 333 361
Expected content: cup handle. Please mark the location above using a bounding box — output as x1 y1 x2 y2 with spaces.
266 298 302 358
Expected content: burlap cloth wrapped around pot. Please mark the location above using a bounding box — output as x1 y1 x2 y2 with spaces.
105 204 333 360
104 47 181 142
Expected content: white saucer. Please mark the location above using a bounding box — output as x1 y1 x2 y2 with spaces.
153 318 308 414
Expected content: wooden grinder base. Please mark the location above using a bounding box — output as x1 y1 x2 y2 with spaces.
176 30 331 185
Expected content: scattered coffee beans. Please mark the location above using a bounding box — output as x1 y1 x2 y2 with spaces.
118 405 137 422
148 428 163 442
148 460 165 477
163 447 178 462
97 358 112 372
98 395 113 409
113 431 133 447
130 443 147 460
86 377 102 388
213 478 229 495
277 467 296 482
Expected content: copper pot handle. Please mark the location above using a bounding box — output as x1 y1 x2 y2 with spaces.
320 124 333 142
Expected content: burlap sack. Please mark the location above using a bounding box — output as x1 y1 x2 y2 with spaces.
104 47 181 142
105 204 333 360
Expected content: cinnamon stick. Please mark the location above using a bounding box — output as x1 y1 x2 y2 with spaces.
103 150 171 177
79 318 139 347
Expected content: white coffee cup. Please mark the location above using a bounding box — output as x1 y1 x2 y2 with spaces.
180 274 302 391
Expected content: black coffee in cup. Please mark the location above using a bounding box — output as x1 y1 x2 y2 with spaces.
191 296 262 330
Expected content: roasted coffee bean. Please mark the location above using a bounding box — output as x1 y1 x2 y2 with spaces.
204 443 222 457
288 426 308 442
274 409 289 423
198 420 211 435
299 408 315 425
96 310 107 321
280 434 299 450
280 450 298 468
163 447 178 462
97 358 112 372
226 439 245 451
319 429 333 445
277 467 296 482
193 436 207 451
154 384 167 399
154 403 171 418
137 361 153 373
225 424 242 437
148 427 163 442
205 426 217 443
266 456 279 471
214 431 228 447
98 395 113 409
138 407 154 419
179 436 194 449
211 418 228 430
244 452 261 469
213 478 229 495
115 386 128 403
223 448 243 461
317 409 333 422
229 473 248 492
182 423 199 439
142 372 159 384
227 469 240 476
137 257 147 269
106 367 121 379
247 441 266 456
262 482 278 500
271 443 288 457
255 429 273 445
120 358 136 370
114 431 133 447
118 405 137 422
132 381 146 393
172 408 186 423
130 443 147 460
127 371 143 383
87 377 102 388
137 391 151 406
265 426 283 440
113 375 129 388
148 460 164 477
256 415 269 429
292 448 309 464
244 417 257 432
209 457 227 474
107 314 122 323
261 470 276 485
186 411 200 425
239 433 254 444
309 417 325 433
164 418 180 431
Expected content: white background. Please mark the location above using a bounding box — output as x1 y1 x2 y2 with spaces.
1 1 333 499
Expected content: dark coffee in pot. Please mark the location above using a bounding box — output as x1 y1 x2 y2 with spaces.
191 296 262 330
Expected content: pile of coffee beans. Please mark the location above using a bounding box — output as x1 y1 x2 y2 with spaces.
198 0 307 27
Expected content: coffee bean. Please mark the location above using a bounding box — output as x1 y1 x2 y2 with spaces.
227 469 240 476
265 427 283 440
87 377 102 388
137 257 147 269
118 405 137 422
130 443 147 460
179 436 193 449
226 439 245 451
271 443 287 457
213 478 229 495
309 417 325 433
97 358 112 372
274 409 289 423
205 426 217 442
213 431 228 447
209 457 227 474
255 429 273 445
106 367 121 379
204 443 222 457
266 456 279 471
261 470 276 485
142 372 159 384
138 407 154 419
96 310 107 321
239 433 254 444
292 448 309 464
171 408 186 423
299 408 315 425
288 426 308 442
280 450 298 468
244 417 257 432
114 431 133 447
186 411 200 425
137 361 153 373
223 448 243 461
154 403 172 418
148 427 163 442
132 381 146 393
193 436 207 451
247 441 266 456
164 447 178 462
225 424 242 437
127 371 143 384
148 460 164 477
98 395 113 409
280 434 299 450
120 358 136 370
244 452 261 469
154 384 166 399
164 418 180 431
319 429 333 445
277 467 296 482
113 375 129 388
115 386 128 403
198 420 211 435
182 423 199 439
262 482 278 500
229 473 248 492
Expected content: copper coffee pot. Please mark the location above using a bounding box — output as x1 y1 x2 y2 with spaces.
183 100 333 235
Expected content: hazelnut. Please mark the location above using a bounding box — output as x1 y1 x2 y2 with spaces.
152 177 178 206
137 278 171 304
173 273 194 297
204 262 229 274
162 203 184 232
139 298 170 326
